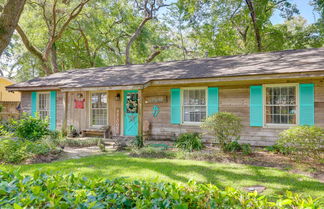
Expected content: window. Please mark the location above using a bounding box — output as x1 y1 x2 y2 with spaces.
265 85 297 125
91 92 107 126
37 93 50 120
182 88 207 123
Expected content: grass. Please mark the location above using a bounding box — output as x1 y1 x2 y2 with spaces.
1 152 323 197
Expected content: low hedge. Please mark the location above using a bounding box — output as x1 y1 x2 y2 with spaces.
0 170 322 208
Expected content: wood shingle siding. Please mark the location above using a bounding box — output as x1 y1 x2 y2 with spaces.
141 79 324 146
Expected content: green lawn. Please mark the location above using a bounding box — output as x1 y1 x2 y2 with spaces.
1 152 323 197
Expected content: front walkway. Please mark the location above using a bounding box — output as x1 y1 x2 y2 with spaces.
59 146 110 160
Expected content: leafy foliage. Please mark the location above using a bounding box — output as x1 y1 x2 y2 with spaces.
0 170 322 208
265 144 291 155
241 143 252 155
2 0 322 80
14 114 50 141
0 139 51 163
223 140 242 152
201 112 242 149
0 119 18 136
132 135 144 149
175 133 204 152
130 147 176 159
223 141 252 155
277 126 324 159
97 138 106 152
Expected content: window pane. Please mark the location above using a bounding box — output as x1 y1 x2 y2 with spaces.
265 86 296 125
182 89 206 122
38 93 50 121
91 93 107 126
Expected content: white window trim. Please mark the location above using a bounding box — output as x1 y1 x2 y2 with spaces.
36 92 50 121
262 83 299 128
180 87 208 125
89 91 109 128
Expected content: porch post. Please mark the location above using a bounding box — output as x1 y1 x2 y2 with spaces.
138 89 143 137
62 92 68 134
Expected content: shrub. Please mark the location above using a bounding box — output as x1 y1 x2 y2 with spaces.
132 135 144 149
40 130 66 149
21 141 51 156
241 144 252 155
223 140 241 152
174 132 203 152
61 138 100 147
0 139 26 163
130 147 176 159
0 119 17 136
277 126 324 159
0 170 321 208
265 144 291 155
15 114 50 141
201 112 242 148
97 138 106 152
0 139 52 163
223 141 252 155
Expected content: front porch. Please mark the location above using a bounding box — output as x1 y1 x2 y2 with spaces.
62 88 146 138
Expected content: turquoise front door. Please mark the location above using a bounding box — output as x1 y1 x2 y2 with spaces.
124 90 138 136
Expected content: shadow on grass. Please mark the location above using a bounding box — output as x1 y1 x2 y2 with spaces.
7 153 324 197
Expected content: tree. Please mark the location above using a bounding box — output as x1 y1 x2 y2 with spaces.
125 0 169 64
180 0 299 54
16 0 90 75
0 0 26 56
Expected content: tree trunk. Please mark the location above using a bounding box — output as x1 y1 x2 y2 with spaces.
0 0 26 56
51 43 59 73
245 0 262 51
125 17 152 65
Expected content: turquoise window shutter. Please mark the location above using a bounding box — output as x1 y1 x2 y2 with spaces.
299 84 314 125
31 92 37 117
208 87 219 116
50 91 57 130
250 86 263 127
170 88 181 124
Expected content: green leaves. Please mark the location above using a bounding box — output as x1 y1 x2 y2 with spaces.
278 125 324 159
0 170 321 208
174 133 204 152
201 112 242 149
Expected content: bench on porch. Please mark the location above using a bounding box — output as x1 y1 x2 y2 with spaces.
81 126 112 139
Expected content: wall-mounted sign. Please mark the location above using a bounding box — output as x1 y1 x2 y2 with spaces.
145 95 167 104
152 105 160 118
74 99 85 109
74 93 85 109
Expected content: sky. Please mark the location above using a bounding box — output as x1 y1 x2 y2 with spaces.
271 0 319 24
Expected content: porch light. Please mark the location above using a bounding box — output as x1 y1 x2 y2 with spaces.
115 93 121 101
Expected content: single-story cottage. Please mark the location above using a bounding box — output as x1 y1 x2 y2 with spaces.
7 48 324 146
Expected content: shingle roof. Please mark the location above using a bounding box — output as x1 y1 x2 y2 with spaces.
8 47 324 90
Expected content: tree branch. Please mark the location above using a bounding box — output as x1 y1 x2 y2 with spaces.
125 17 152 64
